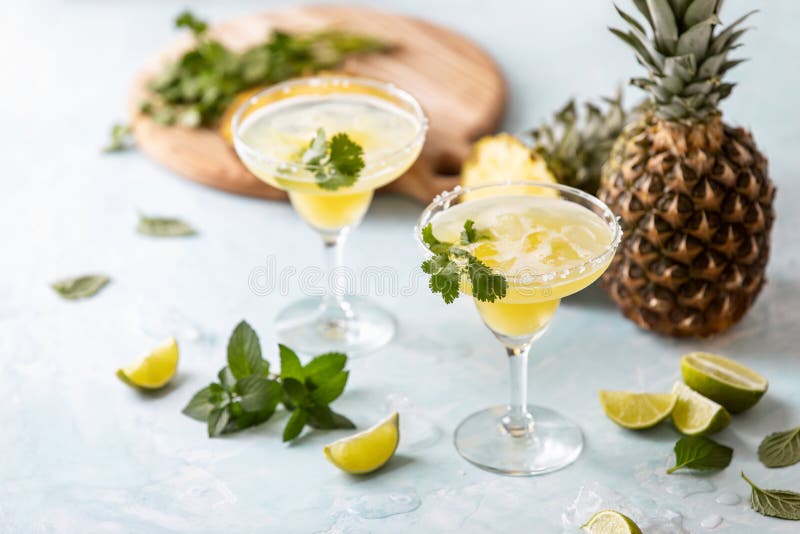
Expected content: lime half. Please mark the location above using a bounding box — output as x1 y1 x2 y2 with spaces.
599 391 677 429
324 412 399 474
582 510 642 534
117 337 179 390
671 382 731 435
681 352 767 413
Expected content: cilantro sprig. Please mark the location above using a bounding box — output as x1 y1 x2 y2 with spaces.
183 320 355 441
300 128 365 190
142 11 389 127
420 220 507 304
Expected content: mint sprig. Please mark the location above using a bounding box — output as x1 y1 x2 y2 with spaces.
421 220 507 304
182 320 355 440
300 128 365 191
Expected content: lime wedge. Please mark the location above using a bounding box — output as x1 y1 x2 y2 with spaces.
324 412 399 474
681 352 768 413
599 391 677 429
582 510 642 534
671 382 731 435
116 337 179 390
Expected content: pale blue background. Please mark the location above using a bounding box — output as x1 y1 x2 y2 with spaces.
1 1 799 532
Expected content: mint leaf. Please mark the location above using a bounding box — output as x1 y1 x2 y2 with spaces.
281 377 307 407
235 376 281 413
467 255 507 303
208 406 231 437
330 410 356 429
742 472 800 521
227 321 266 379
283 408 308 442
279 344 304 381
182 385 223 421
137 214 196 237
217 366 235 390
103 123 133 153
304 352 347 387
667 436 733 474
51 274 110 300
759 427 800 468
310 371 349 404
306 405 355 430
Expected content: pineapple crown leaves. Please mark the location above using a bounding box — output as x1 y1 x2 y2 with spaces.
611 0 755 121
529 89 632 194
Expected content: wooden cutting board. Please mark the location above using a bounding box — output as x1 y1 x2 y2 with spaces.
129 5 506 203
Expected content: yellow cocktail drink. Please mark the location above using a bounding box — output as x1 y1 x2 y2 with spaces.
428 195 615 337
232 77 427 354
417 182 621 476
235 81 424 231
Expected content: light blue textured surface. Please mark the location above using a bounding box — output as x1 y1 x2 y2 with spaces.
1 1 799 532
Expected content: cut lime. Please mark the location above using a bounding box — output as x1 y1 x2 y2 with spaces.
671 382 731 435
681 352 767 413
599 391 677 429
582 510 642 534
324 412 399 474
116 337 179 390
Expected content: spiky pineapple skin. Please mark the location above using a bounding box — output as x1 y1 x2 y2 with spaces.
598 112 775 337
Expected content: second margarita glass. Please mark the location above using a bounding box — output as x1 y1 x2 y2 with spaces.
233 76 427 354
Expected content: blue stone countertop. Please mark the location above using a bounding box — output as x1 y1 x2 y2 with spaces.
2 1 799 532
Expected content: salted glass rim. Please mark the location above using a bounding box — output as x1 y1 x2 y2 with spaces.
414 181 623 285
231 75 429 181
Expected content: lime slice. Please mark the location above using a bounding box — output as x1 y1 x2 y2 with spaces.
681 352 768 413
324 412 399 474
671 382 731 435
599 391 677 429
116 337 179 390
582 510 642 534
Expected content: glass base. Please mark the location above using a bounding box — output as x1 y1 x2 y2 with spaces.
454 404 583 476
274 295 395 355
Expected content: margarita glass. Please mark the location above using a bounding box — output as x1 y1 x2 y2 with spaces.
233 77 427 354
416 182 621 475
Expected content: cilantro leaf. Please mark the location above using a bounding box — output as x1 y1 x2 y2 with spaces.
420 221 507 304
467 254 507 303
299 129 364 191
422 254 461 304
175 10 208 37
461 219 491 244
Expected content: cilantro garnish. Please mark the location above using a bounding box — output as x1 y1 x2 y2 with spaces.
421 220 507 304
300 129 365 191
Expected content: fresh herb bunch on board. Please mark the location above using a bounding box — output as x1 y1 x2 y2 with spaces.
141 11 389 127
183 320 355 441
597 0 775 337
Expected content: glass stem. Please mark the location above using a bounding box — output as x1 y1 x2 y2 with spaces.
319 229 354 325
502 344 534 437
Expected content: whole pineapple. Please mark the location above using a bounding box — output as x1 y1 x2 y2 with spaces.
598 0 775 337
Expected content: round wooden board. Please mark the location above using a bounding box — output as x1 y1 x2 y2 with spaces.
129 5 506 203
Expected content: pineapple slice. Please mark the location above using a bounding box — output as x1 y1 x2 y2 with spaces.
460 133 558 201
